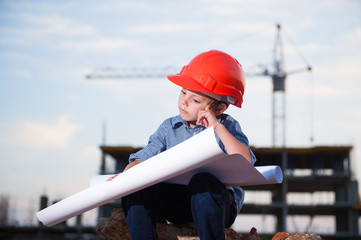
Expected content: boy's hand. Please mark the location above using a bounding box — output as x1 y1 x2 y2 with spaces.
106 160 141 182
197 106 220 128
106 173 120 182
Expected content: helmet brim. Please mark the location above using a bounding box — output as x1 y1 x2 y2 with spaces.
167 74 213 94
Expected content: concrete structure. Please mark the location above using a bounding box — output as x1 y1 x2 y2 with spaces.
98 145 361 239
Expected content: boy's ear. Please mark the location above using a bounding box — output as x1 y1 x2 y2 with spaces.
214 103 228 116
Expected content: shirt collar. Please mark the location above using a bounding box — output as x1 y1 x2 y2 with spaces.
171 115 189 129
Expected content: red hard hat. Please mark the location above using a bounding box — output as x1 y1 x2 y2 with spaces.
167 50 246 108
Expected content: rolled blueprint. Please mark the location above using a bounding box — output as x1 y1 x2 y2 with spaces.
37 127 224 227
36 127 283 227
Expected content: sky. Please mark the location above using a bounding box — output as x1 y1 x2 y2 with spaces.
0 0 361 231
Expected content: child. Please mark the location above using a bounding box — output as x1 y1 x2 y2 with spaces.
108 50 256 240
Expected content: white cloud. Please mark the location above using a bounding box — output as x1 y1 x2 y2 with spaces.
199 0 288 17
1 13 131 52
19 14 94 37
339 27 361 57
0 14 95 49
60 37 131 51
313 54 361 94
128 23 204 33
88 1 159 13
0 115 82 150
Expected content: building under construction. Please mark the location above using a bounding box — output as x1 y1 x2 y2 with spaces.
98 144 361 240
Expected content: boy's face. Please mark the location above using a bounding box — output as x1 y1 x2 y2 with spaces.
178 88 212 127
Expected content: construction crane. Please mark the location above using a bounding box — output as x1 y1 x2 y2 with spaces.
259 24 312 147
86 24 311 148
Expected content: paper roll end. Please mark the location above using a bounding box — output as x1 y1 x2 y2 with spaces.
36 209 58 227
275 166 283 183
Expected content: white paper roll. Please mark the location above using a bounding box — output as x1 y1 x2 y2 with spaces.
37 127 224 227
36 127 283 227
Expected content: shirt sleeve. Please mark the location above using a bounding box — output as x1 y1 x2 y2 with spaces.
128 120 168 162
218 114 257 165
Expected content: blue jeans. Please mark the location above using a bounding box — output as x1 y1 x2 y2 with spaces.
121 173 238 240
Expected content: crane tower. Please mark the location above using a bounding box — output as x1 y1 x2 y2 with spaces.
262 24 312 147
271 24 287 147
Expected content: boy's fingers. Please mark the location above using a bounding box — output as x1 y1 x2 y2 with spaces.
106 173 120 181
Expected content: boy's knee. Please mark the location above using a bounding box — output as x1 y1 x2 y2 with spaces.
188 173 224 195
189 172 216 184
121 188 149 215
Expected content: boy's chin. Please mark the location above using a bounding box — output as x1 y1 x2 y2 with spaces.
180 115 197 125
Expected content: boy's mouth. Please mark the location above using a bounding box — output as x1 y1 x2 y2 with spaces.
179 107 188 114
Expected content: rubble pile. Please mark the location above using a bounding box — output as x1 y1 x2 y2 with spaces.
97 208 321 240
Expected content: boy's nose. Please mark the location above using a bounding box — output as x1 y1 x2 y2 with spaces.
181 97 189 106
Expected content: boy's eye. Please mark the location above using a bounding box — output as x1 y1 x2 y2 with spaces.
193 99 200 103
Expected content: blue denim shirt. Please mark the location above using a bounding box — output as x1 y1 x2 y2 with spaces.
129 113 256 213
